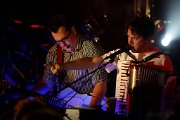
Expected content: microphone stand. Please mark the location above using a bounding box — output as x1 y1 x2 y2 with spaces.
50 60 110 109
53 61 109 97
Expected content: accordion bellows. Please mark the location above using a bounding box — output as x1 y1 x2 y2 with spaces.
115 60 176 119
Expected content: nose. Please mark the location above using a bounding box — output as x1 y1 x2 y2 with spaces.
128 37 133 45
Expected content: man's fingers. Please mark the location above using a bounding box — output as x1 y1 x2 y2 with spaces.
45 64 60 74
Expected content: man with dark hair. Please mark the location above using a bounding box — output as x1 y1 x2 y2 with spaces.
33 14 108 109
12 97 63 120
50 15 176 119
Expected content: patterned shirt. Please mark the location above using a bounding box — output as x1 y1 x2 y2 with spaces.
42 35 107 94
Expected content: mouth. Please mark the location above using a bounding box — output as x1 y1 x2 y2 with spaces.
62 45 71 50
66 45 71 49
63 46 74 52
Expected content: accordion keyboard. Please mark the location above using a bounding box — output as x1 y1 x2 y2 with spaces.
115 60 130 116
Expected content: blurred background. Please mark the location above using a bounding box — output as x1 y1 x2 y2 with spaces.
1 0 180 116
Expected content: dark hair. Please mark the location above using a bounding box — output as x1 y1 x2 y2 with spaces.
15 101 46 120
47 14 75 33
25 108 63 120
128 15 155 39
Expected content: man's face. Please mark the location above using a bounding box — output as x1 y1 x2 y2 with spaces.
127 28 144 52
52 27 77 53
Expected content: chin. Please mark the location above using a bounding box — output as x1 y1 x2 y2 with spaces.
131 48 138 53
67 49 74 53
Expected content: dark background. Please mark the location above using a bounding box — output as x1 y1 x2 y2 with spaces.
1 1 180 119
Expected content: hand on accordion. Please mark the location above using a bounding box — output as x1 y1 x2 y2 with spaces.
44 63 61 74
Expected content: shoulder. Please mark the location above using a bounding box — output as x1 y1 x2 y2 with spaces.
79 35 100 46
82 39 98 47
48 45 58 54
49 45 57 52
81 39 106 55
46 45 58 58
160 54 174 71
77 36 96 50
145 51 174 71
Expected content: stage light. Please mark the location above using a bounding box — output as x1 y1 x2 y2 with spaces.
161 33 172 47
154 19 174 48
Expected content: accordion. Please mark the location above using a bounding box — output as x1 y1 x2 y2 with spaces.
128 63 167 91
115 61 176 119
128 63 176 119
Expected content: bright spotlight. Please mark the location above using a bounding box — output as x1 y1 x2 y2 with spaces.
161 33 172 46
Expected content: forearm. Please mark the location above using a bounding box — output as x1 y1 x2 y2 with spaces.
63 56 104 70
46 56 104 74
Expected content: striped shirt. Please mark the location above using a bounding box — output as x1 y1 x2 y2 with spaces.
42 35 108 94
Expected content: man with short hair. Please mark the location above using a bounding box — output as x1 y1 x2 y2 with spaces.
33 14 108 109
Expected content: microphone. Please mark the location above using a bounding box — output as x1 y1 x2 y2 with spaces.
104 46 132 62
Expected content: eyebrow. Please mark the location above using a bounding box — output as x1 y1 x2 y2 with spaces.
56 31 71 43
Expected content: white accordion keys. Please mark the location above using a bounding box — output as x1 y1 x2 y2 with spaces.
115 60 130 116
